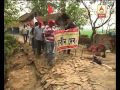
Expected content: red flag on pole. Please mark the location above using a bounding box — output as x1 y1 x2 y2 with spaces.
47 3 54 15
36 16 44 26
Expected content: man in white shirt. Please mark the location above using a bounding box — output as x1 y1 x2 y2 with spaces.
34 22 44 56
22 25 28 43
27 25 32 45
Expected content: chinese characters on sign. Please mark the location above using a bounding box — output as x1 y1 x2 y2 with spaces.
54 27 79 52
97 5 106 18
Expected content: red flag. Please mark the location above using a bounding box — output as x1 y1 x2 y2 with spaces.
47 3 54 15
36 16 44 26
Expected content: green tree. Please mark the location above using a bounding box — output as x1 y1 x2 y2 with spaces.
4 0 19 28
76 0 115 41
65 2 88 28
29 0 65 16
30 0 48 16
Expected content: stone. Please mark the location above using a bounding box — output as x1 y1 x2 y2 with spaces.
36 86 44 90
28 58 34 61
106 50 111 53
81 76 88 82
81 82 93 90
78 85 82 90
41 74 50 83
62 85 70 89
26 71 29 73
43 79 54 89
74 64 78 68
93 85 105 90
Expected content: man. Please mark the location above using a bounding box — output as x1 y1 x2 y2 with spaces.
60 13 77 54
31 27 35 54
34 22 44 56
27 24 32 45
64 18 76 54
42 21 48 52
22 24 28 43
44 20 56 66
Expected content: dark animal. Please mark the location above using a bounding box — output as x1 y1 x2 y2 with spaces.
92 55 102 65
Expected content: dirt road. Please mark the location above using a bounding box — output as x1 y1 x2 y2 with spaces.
5 35 116 90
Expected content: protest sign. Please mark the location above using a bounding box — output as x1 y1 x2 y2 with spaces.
54 27 79 51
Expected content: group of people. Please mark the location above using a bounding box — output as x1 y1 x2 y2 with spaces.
21 15 76 66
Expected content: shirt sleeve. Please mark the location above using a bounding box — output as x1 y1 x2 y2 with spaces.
42 28 45 33
34 28 36 37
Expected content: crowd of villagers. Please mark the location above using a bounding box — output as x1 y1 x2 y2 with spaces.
21 13 77 66
21 13 107 66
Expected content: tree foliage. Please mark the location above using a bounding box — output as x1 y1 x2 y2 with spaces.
4 0 19 28
29 0 88 28
29 0 48 16
4 33 21 58
77 0 115 40
66 2 88 28
29 0 64 16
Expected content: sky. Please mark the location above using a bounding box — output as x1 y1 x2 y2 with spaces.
16 1 31 16
16 0 116 30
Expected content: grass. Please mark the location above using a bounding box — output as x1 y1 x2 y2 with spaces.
80 30 92 38
80 29 109 38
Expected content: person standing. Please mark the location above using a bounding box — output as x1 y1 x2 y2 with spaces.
42 21 49 53
59 13 76 55
30 27 35 53
34 22 44 56
26 24 29 41
44 20 56 66
22 25 28 43
39 22 45 52
64 19 76 54
27 24 32 45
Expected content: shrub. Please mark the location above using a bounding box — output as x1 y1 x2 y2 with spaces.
4 33 20 58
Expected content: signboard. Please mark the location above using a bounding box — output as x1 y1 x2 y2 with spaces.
54 27 79 52
97 5 106 18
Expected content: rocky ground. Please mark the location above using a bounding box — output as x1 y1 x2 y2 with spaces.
4 35 116 90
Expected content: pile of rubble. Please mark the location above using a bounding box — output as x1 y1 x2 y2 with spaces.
4 44 116 90
34 50 116 90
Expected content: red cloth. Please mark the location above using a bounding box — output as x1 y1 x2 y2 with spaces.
88 44 105 53
48 20 55 25
47 3 54 15
38 22 42 28
44 26 55 42
97 44 105 52
88 45 97 53
36 16 44 26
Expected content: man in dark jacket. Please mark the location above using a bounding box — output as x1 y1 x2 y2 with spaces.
64 19 76 54
59 13 77 54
